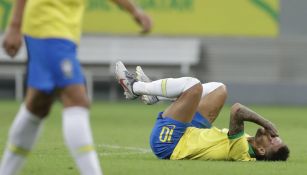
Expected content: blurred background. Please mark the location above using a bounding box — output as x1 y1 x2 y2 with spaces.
0 0 306 105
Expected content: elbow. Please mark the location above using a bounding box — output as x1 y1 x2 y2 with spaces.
231 103 242 117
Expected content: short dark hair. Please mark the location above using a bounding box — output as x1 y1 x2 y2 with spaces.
266 145 290 161
255 145 290 161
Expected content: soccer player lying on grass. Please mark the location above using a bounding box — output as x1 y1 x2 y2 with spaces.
115 61 290 161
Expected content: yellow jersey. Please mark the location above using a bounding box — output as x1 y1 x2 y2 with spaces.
22 0 85 43
170 127 256 161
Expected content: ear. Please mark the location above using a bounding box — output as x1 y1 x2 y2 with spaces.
256 147 266 156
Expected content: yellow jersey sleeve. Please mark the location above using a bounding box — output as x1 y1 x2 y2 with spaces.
228 131 256 161
22 0 85 43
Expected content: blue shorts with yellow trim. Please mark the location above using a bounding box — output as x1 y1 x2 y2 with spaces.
150 111 211 159
25 36 84 94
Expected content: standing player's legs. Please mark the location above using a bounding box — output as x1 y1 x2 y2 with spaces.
0 36 102 175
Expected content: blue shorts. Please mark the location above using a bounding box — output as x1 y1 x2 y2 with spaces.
25 36 85 94
150 112 212 159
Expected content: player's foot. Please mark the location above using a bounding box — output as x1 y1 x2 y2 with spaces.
135 66 159 105
136 66 151 82
115 61 139 99
140 95 159 105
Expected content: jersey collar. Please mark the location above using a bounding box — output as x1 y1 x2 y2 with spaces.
248 143 256 158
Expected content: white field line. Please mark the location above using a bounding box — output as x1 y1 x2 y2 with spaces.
96 144 152 157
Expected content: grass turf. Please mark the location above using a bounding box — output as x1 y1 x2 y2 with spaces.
0 100 306 175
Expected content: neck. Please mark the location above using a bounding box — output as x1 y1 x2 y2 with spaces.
247 137 257 158
247 137 255 143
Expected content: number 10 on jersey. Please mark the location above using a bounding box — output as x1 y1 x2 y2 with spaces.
159 125 176 143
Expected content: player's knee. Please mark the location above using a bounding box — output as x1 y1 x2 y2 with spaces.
193 83 203 97
183 77 202 98
183 77 201 92
60 85 90 108
24 88 54 118
61 92 90 108
25 96 53 118
217 83 228 99
203 82 227 97
61 95 90 108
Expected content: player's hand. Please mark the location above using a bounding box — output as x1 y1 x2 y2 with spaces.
133 9 152 34
264 121 279 137
2 26 22 58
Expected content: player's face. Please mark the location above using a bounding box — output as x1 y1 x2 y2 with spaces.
255 128 284 154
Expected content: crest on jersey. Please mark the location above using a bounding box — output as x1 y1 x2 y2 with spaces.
61 59 73 78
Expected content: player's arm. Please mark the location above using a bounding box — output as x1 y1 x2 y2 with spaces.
2 0 26 58
111 0 152 33
228 103 278 136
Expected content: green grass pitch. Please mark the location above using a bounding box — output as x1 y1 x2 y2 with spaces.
0 100 306 175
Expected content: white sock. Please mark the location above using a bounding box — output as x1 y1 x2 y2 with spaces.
133 77 200 98
201 82 224 97
155 82 224 102
157 96 176 102
0 104 43 175
63 107 102 175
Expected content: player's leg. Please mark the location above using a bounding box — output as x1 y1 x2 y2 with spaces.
190 82 227 128
160 81 203 123
60 85 102 175
135 78 203 123
135 65 226 124
0 89 54 175
116 61 202 123
135 66 174 104
197 82 227 124
25 88 55 117
0 36 56 175
0 85 54 174
152 83 225 124
150 83 226 124
52 38 102 175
